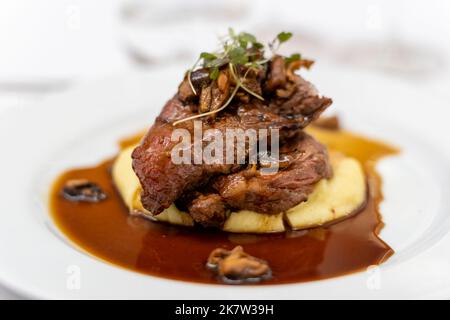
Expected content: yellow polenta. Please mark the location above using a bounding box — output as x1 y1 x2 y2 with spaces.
112 142 366 233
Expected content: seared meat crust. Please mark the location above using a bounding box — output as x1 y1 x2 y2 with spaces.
213 132 332 214
132 98 308 214
132 56 332 220
180 132 331 227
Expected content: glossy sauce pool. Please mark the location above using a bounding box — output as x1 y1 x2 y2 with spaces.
50 127 398 284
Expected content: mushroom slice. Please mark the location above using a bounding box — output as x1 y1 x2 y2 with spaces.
62 179 107 203
199 85 212 113
286 58 314 81
206 246 272 284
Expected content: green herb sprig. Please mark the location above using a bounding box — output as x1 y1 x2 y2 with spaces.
174 29 302 126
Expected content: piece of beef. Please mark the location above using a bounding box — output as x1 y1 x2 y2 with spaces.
269 75 331 120
187 193 227 228
180 132 331 227
265 56 287 92
265 56 330 121
132 57 332 217
132 98 303 215
212 132 332 215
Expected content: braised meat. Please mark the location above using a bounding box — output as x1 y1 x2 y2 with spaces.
132 54 332 222
132 98 311 215
186 193 227 228
213 132 331 214
179 132 331 227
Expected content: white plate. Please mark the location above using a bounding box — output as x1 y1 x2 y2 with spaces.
1 64 450 299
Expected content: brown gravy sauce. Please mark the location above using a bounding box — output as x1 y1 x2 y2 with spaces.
50 127 398 284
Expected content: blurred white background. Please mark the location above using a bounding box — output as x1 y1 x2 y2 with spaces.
1 0 450 87
0 0 449 299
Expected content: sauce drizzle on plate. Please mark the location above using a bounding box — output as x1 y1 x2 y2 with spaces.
50 127 398 284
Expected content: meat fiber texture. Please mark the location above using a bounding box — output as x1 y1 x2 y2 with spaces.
132 56 333 227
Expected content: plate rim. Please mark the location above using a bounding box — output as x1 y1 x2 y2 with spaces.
1 66 450 299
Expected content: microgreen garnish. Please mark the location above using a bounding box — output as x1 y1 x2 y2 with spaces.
229 47 249 65
209 66 220 80
200 52 218 60
285 53 301 65
277 31 293 43
174 29 303 126
269 31 293 53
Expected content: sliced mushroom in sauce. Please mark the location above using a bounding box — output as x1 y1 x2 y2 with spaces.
207 246 272 284
62 179 107 203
